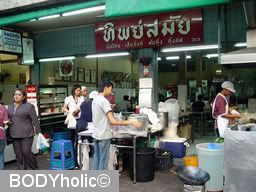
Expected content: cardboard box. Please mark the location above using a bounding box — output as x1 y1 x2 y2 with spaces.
178 123 192 140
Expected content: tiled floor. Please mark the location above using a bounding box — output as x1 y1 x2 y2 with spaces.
120 171 183 192
3 135 215 192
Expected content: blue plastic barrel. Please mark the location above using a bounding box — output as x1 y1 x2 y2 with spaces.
51 132 69 141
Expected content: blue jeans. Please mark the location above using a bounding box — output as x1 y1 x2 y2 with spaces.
92 139 111 170
0 139 6 170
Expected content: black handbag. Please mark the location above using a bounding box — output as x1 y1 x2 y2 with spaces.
5 127 13 145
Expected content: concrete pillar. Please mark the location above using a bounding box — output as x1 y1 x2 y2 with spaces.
30 62 40 85
138 48 158 112
195 54 202 88
178 53 186 85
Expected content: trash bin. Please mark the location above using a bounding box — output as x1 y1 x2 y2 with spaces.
128 148 156 182
196 143 224 192
155 149 173 172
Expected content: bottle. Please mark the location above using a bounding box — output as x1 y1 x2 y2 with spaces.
135 105 140 114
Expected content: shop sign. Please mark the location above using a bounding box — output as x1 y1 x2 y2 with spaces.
2 30 22 54
26 85 39 116
22 38 34 65
95 9 203 51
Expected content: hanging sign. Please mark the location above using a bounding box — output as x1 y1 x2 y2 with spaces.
96 9 203 51
22 38 34 65
2 30 22 53
26 85 39 116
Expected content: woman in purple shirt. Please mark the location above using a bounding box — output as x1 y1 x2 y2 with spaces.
0 91 8 170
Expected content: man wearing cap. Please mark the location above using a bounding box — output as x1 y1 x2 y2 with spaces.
212 81 241 137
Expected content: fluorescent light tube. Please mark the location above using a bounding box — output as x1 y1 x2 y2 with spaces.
234 42 247 47
186 55 191 59
157 57 162 61
162 44 218 53
166 56 180 60
63 5 106 16
205 54 219 58
38 14 60 20
85 52 129 58
39 56 76 62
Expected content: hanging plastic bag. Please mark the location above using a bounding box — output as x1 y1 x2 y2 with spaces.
36 133 49 150
64 114 77 129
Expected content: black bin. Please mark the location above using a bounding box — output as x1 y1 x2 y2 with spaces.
155 149 173 172
128 148 156 182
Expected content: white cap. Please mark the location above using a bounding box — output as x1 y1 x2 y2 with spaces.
221 81 235 93
81 86 87 91
89 91 99 99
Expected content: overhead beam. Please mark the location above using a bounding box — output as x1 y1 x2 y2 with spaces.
0 0 104 26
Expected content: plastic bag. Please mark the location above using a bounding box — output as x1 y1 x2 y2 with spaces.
36 133 49 150
64 114 77 129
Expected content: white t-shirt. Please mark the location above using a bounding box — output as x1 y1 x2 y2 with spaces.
64 95 84 116
92 95 112 140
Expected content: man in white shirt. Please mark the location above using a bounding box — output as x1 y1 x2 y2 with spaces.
92 80 141 170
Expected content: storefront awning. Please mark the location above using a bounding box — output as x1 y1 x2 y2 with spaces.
106 0 233 17
0 0 104 26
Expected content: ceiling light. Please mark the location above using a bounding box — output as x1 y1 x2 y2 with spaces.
85 52 129 58
186 55 191 59
205 54 219 58
161 44 219 53
166 56 180 60
39 56 76 62
38 14 60 20
157 57 162 61
234 42 247 47
63 5 106 16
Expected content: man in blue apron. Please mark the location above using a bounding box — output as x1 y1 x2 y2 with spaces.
212 81 241 137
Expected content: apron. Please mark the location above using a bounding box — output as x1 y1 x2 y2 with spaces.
212 93 229 137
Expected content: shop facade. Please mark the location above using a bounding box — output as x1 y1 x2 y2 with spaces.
31 2 252 112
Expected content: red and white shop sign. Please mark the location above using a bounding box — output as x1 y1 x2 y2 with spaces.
95 9 203 51
26 85 38 115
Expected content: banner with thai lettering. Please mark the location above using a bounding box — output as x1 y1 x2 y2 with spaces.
95 9 203 52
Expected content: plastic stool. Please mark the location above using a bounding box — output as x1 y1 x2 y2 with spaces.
50 140 75 170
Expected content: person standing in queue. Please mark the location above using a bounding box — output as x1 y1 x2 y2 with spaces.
76 91 99 160
212 81 241 138
63 84 83 145
8 89 40 170
0 91 8 170
80 86 88 101
63 84 84 168
92 80 142 170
